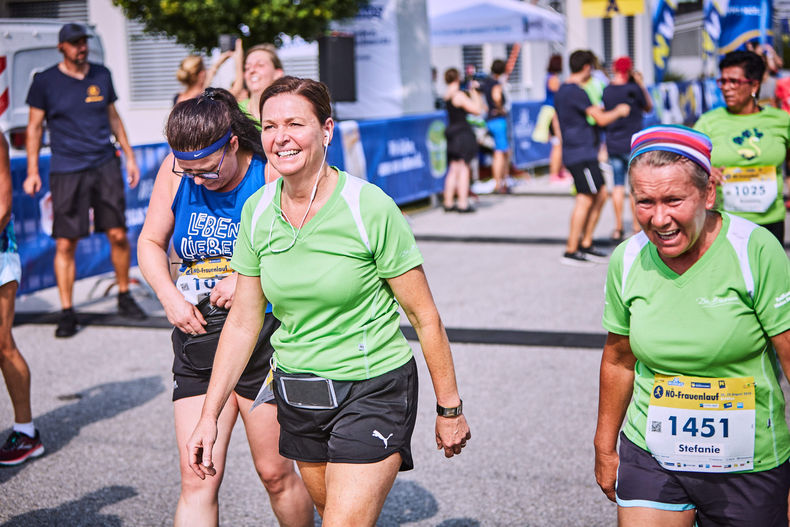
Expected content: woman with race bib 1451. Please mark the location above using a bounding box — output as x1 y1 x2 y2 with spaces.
594 125 790 526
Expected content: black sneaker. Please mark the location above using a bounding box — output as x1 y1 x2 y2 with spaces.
0 430 44 466
561 251 595 266
55 308 78 338
118 291 147 320
580 245 609 263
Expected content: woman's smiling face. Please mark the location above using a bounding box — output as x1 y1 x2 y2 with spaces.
261 93 332 178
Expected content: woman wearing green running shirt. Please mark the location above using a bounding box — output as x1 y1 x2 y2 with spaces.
595 125 790 526
694 50 789 244
187 76 471 527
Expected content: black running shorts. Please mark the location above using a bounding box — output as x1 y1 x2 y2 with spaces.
171 313 277 402
566 160 605 195
274 357 418 471
616 432 790 526
49 155 127 239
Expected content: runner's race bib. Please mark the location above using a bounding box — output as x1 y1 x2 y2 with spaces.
645 374 755 473
721 166 777 213
175 256 233 305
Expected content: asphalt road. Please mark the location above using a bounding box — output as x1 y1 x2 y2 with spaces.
2 178 788 526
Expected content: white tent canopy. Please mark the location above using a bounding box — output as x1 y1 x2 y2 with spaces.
428 0 565 46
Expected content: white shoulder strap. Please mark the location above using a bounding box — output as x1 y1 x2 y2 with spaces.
338 173 372 253
724 213 757 298
250 183 277 246
621 231 650 297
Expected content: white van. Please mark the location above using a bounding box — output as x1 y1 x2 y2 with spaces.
0 19 104 156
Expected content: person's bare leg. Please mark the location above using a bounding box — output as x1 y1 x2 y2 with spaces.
0 281 31 423
54 238 78 309
580 186 608 249
173 394 239 527
321 455 402 527
618 505 696 527
456 161 471 209
106 227 131 293
566 194 595 253
237 396 314 526
612 185 625 235
296 461 328 517
443 162 459 209
492 150 507 191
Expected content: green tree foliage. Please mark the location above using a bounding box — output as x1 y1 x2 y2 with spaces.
112 0 366 51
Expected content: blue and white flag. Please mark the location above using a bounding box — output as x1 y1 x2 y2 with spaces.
719 0 772 54
652 0 677 83
702 0 729 60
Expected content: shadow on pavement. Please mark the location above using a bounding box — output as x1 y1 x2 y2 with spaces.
0 376 164 484
1 485 137 526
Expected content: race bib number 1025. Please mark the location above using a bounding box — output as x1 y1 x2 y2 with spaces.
645 374 755 473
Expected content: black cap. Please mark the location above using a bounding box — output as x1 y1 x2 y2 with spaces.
58 23 91 44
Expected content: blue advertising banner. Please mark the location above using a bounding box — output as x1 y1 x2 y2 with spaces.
719 0 772 53
652 0 678 83
353 112 447 204
510 101 552 168
10 144 167 295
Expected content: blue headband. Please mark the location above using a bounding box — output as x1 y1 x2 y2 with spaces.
172 129 232 160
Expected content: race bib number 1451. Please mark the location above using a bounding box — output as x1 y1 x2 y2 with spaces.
645 374 755 473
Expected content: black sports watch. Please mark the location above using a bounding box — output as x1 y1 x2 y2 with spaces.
436 400 463 417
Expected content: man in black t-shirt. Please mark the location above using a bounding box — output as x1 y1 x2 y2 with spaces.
602 56 653 240
23 23 146 338
554 50 629 266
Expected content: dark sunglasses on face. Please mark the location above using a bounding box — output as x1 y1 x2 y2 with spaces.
716 77 754 88
171 143 228 180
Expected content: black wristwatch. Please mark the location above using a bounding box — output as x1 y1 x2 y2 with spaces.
436 400 463 417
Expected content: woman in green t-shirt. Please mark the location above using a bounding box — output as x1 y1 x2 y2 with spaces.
595 125 790 526
186 77 471 527
694 50 789 244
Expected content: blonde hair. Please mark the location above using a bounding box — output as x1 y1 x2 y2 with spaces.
245 44 283 71
176 55 204 87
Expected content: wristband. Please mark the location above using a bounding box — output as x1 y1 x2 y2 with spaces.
436 400 463 417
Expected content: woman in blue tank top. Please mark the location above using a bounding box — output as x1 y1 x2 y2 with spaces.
137 88 313 527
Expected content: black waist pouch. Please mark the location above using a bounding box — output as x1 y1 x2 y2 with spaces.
180 297 228 371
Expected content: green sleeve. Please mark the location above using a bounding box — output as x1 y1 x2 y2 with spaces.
748 227 790 337
230 194 263 277
360 184 424 279
693 111 712 135
602 243 630 335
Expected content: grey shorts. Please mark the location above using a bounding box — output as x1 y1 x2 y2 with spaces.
49 155 126 239
616 432 790 526
274 358 418 471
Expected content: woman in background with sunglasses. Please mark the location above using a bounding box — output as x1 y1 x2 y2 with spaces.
694 50 789 244
137 87 313 527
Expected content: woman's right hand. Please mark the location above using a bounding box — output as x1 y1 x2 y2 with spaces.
187 415 218 479
594 448 619 502
163 292 207 335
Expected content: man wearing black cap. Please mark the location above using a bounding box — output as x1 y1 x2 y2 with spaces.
23 22 146 338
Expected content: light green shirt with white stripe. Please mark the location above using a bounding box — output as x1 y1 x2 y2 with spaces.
231 169 423 381
603 213 790 472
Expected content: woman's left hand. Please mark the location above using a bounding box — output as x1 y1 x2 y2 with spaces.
209 272 238 309
435 415 471 458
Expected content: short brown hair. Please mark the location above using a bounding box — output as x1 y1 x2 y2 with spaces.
444 68 459 85
259 76 332 124
245 43 283 71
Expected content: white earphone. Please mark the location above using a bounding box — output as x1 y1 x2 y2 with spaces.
324 131 329 147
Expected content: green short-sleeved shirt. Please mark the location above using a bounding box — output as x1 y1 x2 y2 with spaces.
694 106 789 225
231 169 423 381
239 99 261 130
603 213 790 472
